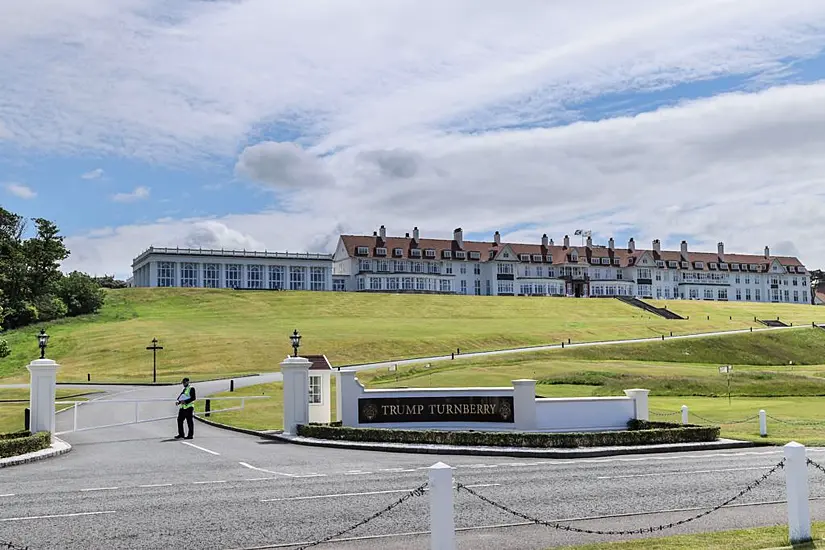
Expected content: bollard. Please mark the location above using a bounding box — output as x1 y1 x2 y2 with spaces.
451 352 454 360
24 407 30 431
456 348 460 355
661 334 665 341
568 338 571 344
670 331 673 337
681 405 688 425
784 442 812 544
205 399 211 417
429 462 455 550
707 315 710 320
561 342 564 349
87 373 90 382
230 380 234 392
759 410 767 436
750 327 753 332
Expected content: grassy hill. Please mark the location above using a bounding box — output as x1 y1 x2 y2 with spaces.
1 288 823 383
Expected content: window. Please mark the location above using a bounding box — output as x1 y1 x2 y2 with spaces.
655 271 661 281
203 263 220 288
310 267 326 290
613 258 620 266
333 278 346 291
425 249 436 258
359 259 372 272
475 280 481 295
469 251 480 260
402 277 413 290
718 289 728 300
638 268 652 279
289 266 306 290
181 263 198 287
357 277 366 290
664 287 671 299
784 290 790 302
497 281 514 295
536 266 543 277
497 263 513 275
455 251 466 260
356 246 369 256
225 264 242 288
694 262 704 269
524 266 532 277
735 275 740 284
745 288 752 301
445 263 453 275
415 277 426 291
308 375 322 404
413 262 423 273
474 264 481 275
375 247 387 256
387 277 398 291
377 260 389 272
520 284 532 295
681 261 689 268
268 266 285 289
393 248 403 257
690 288 699 299
460 280 467 294
656 260 665 268
520 254 531 262
532 254 543 262
793 278 799 286
157 262 176 287
709 263 718 270
411 249 422 258
736 288 742 300
616 270 623 280
439 279 452 292
460 264 467 275
703 289 713 300
247 265 263 289
755 289 761 301
744 275 750 285
442 250 452 259
590 257 600 265
668 261 678 268
428 263 440 274
720 263 728 270
370 277 381 290
731 263 740 271
794 290 799 302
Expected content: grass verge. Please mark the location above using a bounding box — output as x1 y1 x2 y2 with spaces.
0 389 100 434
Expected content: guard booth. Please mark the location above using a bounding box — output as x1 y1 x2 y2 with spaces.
303 355 332 424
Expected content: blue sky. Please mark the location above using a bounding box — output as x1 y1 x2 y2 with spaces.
2 1 825 278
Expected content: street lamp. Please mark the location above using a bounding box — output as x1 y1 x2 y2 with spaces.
290 329 301 357
37 329 49 359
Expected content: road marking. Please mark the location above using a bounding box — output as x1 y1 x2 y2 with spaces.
261 488 413 502
244 477 279 482
344 471 372 475
378 468 415 473
0 511 116 522
80 487 119 492
0 494 15 497
463 483 500 489
193 480 227 485
182 441 220 455
238 462 292 476
290 473 327 478
597 466 770 480
138 484 172 488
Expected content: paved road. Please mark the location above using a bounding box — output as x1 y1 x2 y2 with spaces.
3 379 825 549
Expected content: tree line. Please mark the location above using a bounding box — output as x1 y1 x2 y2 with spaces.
0 206 109 357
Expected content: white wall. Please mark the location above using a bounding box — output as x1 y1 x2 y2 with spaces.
535 397 635 432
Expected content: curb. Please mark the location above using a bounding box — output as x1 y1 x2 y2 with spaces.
0 436 72 468
194 416 761 458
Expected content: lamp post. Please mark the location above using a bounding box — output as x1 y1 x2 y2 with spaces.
146 338 164 384
290 329 301 357
37 329 50 359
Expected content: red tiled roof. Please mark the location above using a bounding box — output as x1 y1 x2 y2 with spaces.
339 234 805 271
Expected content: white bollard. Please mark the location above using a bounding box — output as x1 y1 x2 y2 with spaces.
784 442 812 544
681 405 689 425
759 410 767 436
429 462 455 550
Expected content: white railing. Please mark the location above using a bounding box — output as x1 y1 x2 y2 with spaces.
54 396 270 435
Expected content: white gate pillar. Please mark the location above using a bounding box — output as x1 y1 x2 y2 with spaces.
429 462 455 550
512 379 537 431
281 356 311 435
624 388 650 421
27 358 60 439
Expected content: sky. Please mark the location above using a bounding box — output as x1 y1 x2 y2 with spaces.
2 0 825 279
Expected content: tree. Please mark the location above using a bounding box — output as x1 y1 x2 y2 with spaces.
810 269 825 304
58 272 105 317
93 275 128 289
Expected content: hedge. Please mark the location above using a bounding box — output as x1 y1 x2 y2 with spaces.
0 431 51 458
296 420 719 449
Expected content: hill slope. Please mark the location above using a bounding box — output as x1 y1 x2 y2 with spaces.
1 288 823 383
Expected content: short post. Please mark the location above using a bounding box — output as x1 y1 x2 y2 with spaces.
561 342 564 349
205 399 211 417
759 410 767 436
24 408 30 431
87 373 90 382
73 403 78 432
429 462 455 550
750 327 753 332
670 331 673 337
681 405 689 425
784 442 812 544
661 334 665 340
230 379 234 392
567 338 571 344
451 352 454 360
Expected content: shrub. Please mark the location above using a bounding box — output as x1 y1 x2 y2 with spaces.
58 271 105 317
0 338 9 358
296 421 719 449
0 431 50 458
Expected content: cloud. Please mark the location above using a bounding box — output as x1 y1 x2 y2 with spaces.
182 221 263 250
81 168 104 180
2 1 825 162
111 186 150 203
62 81 825 278
0 120 10 140
234 142 333 189
4 182 36 199
356 149 426 179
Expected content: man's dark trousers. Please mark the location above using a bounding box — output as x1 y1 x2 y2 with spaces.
177 407 194 438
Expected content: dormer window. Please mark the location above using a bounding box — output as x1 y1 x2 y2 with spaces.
545 255 553 262
668 260 678 268
681 261 689 268
591 257 600 264
709 263 718 270
519 254 530 262
731 263 740 271
628 257 635 265
613 258 620 265
410 249 422 257
749 264 758 271
601 257 610 265
694 261 704 269
393 248 403 257
798 266 806 273
455 251 466 259
532 254 543 262
469 251 480 260
719 263 728 270
375 247 387 256
425 249 436 258
570 252 578 262
442 250 452 259
355 246 369 256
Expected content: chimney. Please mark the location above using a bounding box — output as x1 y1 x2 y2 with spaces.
717 242 724 257
493 231 501 245
586 235 593 248
541 234 548 248
373 231 378 237
563 235 570 248
653 239 661 254
549 238 555 246
379 225 386 240
764 245 770 259
681 240 688 257
405 232 410 238
608 237 614 251
453 227 464 248
628 237 635 252
412 227 419 242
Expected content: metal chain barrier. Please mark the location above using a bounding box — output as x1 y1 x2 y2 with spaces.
767 414 825 426
807 457 825 476
1 542 29 550
456 459 785 536
649 410 680 417
294 482 427 549
690 413 759 425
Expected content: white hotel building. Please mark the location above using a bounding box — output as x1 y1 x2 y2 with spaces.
131 226 810 304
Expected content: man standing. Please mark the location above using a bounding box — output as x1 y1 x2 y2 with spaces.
175 377 196 440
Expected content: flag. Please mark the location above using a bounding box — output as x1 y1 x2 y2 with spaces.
574 229 583 236
583 230 592 239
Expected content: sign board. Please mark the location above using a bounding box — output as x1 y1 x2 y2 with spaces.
358 396 514 424
719 365 732 374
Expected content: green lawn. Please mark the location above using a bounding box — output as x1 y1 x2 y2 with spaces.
563 523 825 549
1 288 824 384
0 389 101 433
